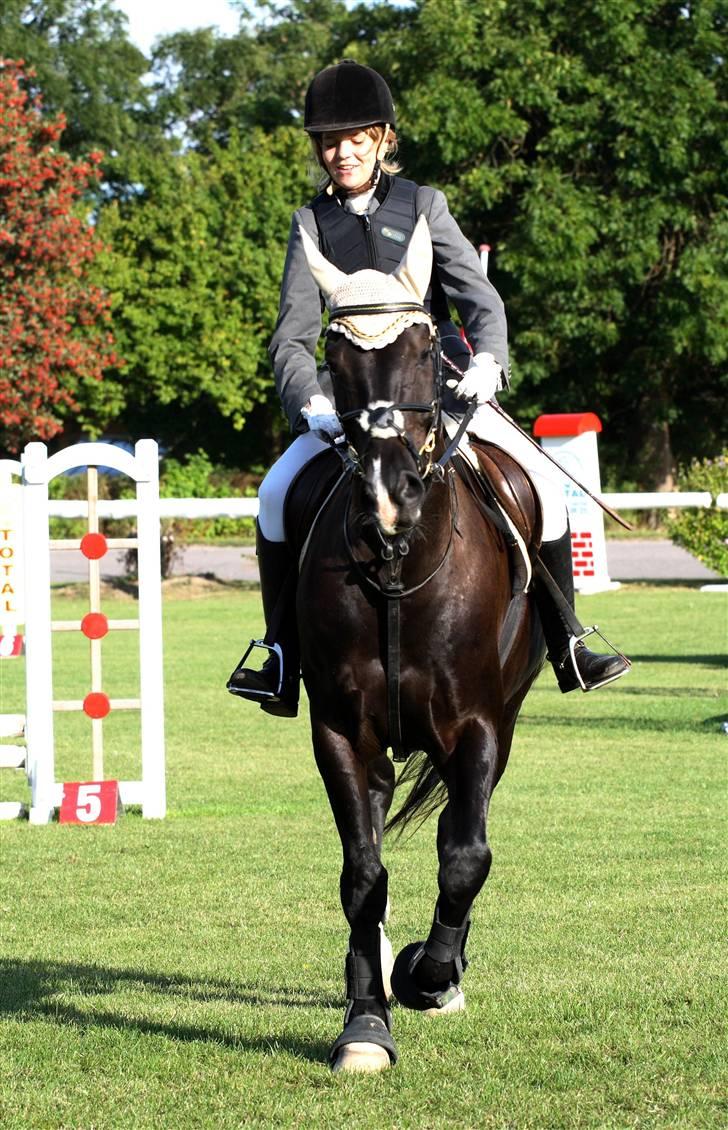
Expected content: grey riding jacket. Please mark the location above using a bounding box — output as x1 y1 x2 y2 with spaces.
269 176 509 433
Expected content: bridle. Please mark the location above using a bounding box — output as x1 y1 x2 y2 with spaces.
329 301 444 481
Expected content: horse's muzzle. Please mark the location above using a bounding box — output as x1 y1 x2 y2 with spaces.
363 456 426 535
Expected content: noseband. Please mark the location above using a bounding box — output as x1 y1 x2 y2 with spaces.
328 301 443 480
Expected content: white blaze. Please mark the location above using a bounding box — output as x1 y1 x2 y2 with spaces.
371 456 398 534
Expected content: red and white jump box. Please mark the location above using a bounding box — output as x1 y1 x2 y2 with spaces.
533 412 619 594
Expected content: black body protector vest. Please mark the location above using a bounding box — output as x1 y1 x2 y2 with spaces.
311 175 452 326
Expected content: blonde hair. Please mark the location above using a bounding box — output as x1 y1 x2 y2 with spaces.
310 124 402 190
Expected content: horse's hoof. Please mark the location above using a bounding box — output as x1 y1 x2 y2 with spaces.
329 1013 398 1072
423 984 466 1016
332 1042 391 1074
391 941 428 1010
380 924 394 1001
391 942 465 1014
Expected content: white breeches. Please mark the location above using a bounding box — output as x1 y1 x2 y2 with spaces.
257 406 568 544
258 431 332 542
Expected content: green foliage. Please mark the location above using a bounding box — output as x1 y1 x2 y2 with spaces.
373 0 727 487
46 451 258 543
0 0 156 170
147 0 355 147
92 127 311 450
666 451 728 577
160 450 257 540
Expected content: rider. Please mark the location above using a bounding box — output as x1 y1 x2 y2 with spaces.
228 60 630 715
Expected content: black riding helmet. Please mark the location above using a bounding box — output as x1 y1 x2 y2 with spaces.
304 60 396 134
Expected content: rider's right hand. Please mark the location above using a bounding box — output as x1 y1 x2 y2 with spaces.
302 395 345 441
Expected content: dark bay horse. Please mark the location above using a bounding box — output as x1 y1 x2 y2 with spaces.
288 219 545 1072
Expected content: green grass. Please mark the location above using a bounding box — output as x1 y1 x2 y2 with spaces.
0 583 726 1128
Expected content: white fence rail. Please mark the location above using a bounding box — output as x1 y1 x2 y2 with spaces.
47 492 726 521
49 498 259 519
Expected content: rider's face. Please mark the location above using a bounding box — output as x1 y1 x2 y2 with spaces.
320 128 382 191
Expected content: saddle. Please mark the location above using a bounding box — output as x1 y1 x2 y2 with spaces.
453 439 543 595
284 448 349 561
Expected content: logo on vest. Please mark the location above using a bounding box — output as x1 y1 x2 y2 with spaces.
380 225 407 244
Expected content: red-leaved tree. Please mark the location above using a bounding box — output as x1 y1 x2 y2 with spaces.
0 59 117 453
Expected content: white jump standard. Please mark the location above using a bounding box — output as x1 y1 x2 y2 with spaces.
20 439 166 823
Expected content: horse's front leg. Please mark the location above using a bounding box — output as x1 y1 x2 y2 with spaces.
312 720 398 1072
392 718 497 1015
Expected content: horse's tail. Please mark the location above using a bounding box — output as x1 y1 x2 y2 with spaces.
385 752 447 837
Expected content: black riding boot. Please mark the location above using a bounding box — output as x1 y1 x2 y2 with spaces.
226 524 300 717
536 529 630 693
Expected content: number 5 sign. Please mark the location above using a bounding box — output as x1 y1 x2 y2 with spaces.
59 781 121 825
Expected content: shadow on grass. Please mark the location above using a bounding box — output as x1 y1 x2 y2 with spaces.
0 959 336 1062
520 711 722 732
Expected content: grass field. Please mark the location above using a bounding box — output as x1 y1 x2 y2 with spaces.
0 581 726 1129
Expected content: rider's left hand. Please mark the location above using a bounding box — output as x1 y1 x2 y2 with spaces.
453 352 502 404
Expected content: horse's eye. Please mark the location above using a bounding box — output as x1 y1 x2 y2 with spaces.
420 349 432 364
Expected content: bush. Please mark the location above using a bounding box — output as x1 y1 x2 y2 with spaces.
159 450 258 542
666 453 728 577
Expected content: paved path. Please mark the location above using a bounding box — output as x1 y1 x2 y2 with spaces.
50 539 722 585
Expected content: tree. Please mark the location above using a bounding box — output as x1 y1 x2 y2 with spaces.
93 126 312 462
371 0 727 487
147 0 355 150
0 1 152 161
0 59 118 452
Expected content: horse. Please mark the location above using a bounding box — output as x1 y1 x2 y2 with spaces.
286 217 546 1072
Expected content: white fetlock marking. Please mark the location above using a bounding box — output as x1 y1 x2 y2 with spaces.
423 987 466 1017
332 1043 391 1074
379 924 394 1001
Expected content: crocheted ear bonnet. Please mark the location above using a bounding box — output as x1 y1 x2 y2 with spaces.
298 214 435 349
327 271 433 350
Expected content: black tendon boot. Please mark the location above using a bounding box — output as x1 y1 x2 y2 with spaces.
535 529 631 693
226 524 300 716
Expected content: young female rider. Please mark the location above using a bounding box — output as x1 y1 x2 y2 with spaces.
228 60 629 715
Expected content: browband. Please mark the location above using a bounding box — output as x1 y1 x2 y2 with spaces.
329 302 428 320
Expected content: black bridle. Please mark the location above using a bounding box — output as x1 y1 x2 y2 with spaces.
328 301 444 480
328 301 479 481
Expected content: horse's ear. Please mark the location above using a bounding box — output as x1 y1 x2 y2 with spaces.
298 223 348 306
392 215 433 303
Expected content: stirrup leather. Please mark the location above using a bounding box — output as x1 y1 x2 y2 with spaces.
559 625 631 692
228 638 283 699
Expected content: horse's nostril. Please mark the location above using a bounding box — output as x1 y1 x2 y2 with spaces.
397 472 424 507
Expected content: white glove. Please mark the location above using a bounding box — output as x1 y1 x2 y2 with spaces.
453 352 502 404
301 394 344 441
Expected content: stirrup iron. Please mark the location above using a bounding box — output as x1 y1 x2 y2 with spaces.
227 638 283 699
562 625 631 692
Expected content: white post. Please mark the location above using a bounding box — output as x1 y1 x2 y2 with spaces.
21 443 56 824
135 440 166 818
